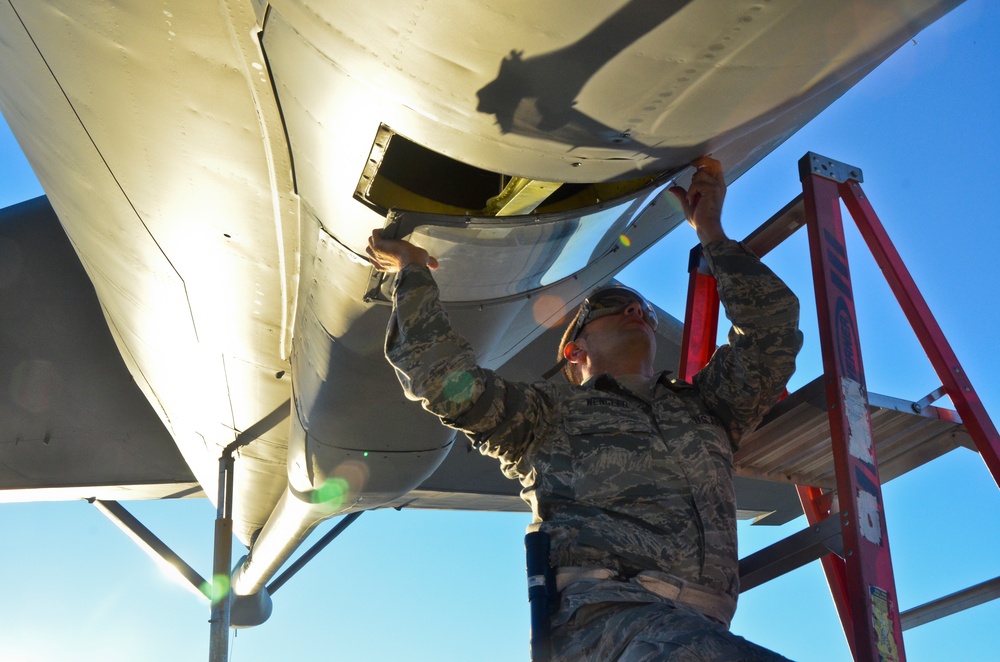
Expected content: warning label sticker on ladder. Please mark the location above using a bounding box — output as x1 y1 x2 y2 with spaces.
871 586 900 662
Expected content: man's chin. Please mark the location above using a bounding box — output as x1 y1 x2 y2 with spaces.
622 333 655 356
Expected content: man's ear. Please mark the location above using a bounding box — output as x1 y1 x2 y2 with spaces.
564 340 586 365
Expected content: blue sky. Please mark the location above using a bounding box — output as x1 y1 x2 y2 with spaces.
2 2 999 660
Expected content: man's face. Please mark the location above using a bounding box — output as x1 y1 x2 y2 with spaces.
575 296 657 365
571 288 657 338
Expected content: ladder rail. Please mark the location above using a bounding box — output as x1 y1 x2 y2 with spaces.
802 167 906 661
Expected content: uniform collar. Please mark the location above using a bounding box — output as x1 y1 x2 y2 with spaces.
586 369 674 391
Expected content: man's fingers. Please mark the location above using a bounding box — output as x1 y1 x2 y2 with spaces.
689 157 724 195
687 161 725 204
668 157 727 237
369 228 386 252
692 155 722 177
669 186 693 218
367 228 438 272
367 230 392 272
365 246 386 271
670 158 723 215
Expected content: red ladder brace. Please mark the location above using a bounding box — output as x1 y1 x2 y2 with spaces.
678 152 1000 662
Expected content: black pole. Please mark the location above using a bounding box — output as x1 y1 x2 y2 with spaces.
525 530 555 662
266 511 363 595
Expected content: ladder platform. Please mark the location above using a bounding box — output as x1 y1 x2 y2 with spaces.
735 376 976 488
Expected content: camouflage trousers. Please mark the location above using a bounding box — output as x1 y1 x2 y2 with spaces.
550 579 791 662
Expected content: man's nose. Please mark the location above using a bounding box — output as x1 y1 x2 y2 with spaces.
623 301 643 319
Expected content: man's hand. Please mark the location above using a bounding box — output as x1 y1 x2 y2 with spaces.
367 229 439 273
669 156 728 246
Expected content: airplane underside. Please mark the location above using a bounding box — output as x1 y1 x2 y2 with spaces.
0 0 963 627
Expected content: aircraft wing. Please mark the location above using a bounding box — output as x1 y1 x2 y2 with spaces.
0 197 200 503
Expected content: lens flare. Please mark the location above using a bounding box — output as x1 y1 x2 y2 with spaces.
618 235 631 248
312 477 350 510
201 574 231 604
441 370 475 404
334 460 369 495
531 294 569 327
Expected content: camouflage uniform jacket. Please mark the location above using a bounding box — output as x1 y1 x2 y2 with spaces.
385 239 802 614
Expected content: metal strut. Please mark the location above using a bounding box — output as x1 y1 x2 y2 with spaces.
90 498 209 596
208 399 292 660
208 444 238 662
266 511 363 595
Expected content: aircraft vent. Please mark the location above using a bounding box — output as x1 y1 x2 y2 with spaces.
354 125 654 217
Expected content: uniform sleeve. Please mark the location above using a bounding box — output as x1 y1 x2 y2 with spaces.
693 240 803 448
383 263 553 472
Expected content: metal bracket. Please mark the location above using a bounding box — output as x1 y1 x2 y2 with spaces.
912 385 948 413
799 152 864 184
738 513 843 593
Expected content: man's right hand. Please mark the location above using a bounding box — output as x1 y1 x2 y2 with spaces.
669 156 728 246
367 229 439 273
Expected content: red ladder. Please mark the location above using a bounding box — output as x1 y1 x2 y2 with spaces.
679 152 1000 662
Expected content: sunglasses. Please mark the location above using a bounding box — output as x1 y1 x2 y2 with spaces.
568 286 658 343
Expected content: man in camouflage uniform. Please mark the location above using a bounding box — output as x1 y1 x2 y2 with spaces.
367 157 802 661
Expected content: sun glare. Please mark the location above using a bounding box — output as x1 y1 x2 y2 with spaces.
200 573 232 605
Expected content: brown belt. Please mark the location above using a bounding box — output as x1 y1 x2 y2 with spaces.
555 567 736 627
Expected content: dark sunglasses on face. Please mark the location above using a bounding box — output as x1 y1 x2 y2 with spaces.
569 287 658 342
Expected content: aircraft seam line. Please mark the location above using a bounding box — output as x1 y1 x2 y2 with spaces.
6 0 201 342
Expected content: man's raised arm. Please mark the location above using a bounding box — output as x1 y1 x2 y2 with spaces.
367 230 549 473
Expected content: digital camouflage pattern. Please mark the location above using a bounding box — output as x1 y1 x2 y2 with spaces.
385 239 801 660
551 578 792 661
